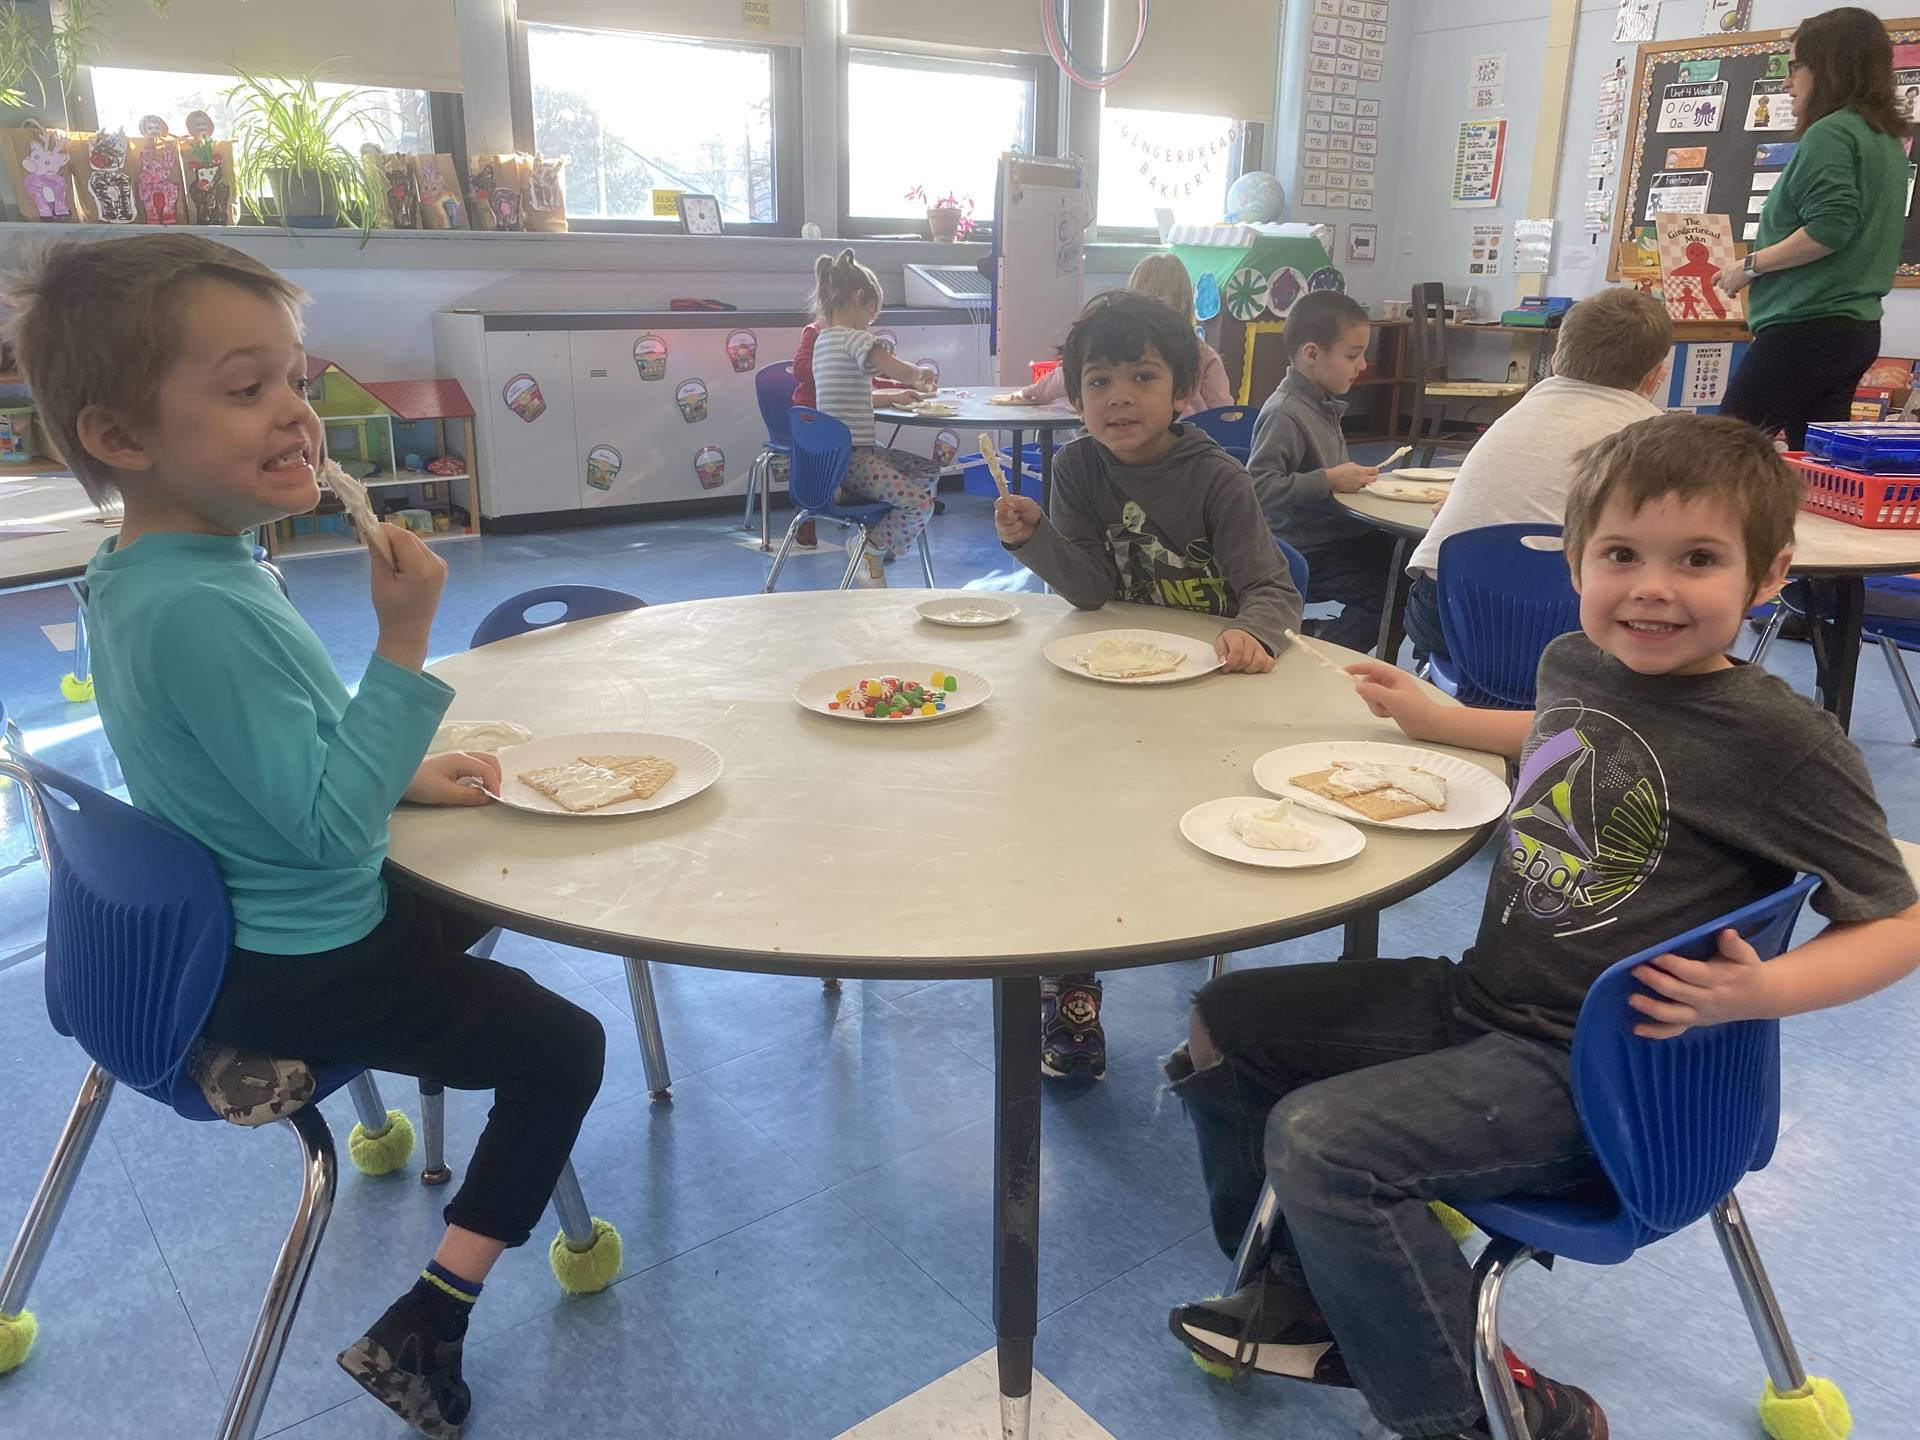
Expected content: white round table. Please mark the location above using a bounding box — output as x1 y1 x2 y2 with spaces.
875 387 1082 510
1334 494 1920 729
0 474 117 701
385 589 1503 1439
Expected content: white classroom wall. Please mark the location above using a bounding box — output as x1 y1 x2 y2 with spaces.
1388 0 1919 353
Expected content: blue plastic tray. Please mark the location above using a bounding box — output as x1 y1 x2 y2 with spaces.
1804 422 1920 474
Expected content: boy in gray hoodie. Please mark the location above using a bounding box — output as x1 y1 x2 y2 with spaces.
1247 291 1388 652
994 288 1303 1079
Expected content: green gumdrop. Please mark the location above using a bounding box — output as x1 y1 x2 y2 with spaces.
943 675 958 692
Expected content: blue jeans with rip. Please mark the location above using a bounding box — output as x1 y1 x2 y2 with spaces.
1167 956 1603 1436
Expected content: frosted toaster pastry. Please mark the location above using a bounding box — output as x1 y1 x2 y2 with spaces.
1291 761 1448 822
1075 636 1184 679
319 459 393 565
577 754 679 799
517 761 651 812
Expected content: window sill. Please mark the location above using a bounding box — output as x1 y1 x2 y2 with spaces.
0 221 1165 277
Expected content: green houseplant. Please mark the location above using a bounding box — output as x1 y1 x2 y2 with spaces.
225 67 381 230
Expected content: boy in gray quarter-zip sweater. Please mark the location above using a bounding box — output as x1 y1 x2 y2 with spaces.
992 288 1303 1084
995 290 1302 674
1247 291 1395 654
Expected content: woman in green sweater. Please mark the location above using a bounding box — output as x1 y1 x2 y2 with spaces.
1714 6 1908 447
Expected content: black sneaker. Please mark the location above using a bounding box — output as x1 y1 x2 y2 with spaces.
1041 975 1105 1079
1168 1273 1352 1386
338 1287 472 1439
1451 1351 1609 1440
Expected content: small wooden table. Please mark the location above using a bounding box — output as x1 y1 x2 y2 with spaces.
384 589 1503 1440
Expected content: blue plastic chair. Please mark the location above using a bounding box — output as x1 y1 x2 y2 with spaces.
1222 877 1848 1440
470 583 647 649
0 752 610 1435
1429 524 1581 709
762 406 936 593
1188 405 1257 461
1747 577 1920 746
1275 538 1310 600
742 360 798 536
464 583 678 1107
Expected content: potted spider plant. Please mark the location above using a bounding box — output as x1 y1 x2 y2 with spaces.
226 67 382 230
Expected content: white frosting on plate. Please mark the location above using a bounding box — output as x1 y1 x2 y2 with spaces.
430 720 533 755
1076 636 1184 679
1230 800 1317 851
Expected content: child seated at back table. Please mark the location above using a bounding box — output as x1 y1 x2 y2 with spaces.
1247 289 1386 652
1403 287 1673 663
1164 412 1920 1440
994 288 1303 1079
1011 253 1234 415
804 247 941 585
6 233 607 1440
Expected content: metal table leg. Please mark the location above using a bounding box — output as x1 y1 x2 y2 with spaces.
992 975 1042 1440
1807 576 1865 732
1374 536 1413 663
61 580 93 703
1039 428 1056 518
1341 911 1380 962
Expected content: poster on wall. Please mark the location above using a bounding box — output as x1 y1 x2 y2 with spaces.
1347 222 1377 262
1702 0 1752 32
1469 223 1505 276
1515 218 1554 274
1744 78 1796 130
1644 168 1712 218
1896 66 1920 122
1451 119 1507 207
1656 213 1744 322
1681 343 1733 405
1614 0 1658 43
1658 80 1729 133
1467 52 1505 110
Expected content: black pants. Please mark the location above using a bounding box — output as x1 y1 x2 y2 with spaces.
1403 572 1448 662
1301 529 1403 654
204 886 606 1248
1718 316 1881 449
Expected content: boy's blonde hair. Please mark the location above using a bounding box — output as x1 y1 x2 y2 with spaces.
1127 253 1195 322
1549 287 1673 392
1564 413 1800 591
2 234 306 504
810 247 883 323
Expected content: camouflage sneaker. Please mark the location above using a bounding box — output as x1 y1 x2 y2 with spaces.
338 1288 471 1440
188 1042 315 1126
1041 974 1106 1079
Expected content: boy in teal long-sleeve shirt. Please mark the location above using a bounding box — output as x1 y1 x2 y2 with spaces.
8 234 605 1439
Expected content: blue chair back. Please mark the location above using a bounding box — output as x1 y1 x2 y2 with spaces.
1570 875 1818 1246
1275 538 1310 599
1188 406 1256 459
1433 524 1581 708
755 361 798 452
787 406 855 514
470 585 647 649
8 750 233 1118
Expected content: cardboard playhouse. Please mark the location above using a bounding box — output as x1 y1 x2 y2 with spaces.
1175 230 1339 406
271 358 478 556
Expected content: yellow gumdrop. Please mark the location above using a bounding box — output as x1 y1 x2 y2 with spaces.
921 703 937 715
929 671 945 686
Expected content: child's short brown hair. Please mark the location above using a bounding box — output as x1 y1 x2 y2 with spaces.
1550 288 1673 392
2 234 306 504
1564 413 1800 590
810 247 883 323
1283 291 1369 359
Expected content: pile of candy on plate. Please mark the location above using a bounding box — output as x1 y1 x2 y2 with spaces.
828 672 959 719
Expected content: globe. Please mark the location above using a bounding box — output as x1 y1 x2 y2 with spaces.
1226 171 1285 225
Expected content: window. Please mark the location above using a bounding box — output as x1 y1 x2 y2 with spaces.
89 66 433 157
528 24 782 227
1097 103 1245 234
844 48 1043 234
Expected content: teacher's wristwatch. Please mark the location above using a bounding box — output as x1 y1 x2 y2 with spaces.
1743 252 1761 278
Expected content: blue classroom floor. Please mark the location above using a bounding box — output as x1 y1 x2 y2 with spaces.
5 485 1920 1439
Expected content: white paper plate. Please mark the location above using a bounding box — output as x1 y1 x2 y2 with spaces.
492 732 722 817
1388 467 1461 482
1366 478 1453 503
915 596 1020 628
794 663 992 723
1043 628 1221 685
1179 796 1366 869
1251 739 1510 831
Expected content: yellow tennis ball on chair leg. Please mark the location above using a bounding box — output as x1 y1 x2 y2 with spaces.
346 1109 415 1176
549 1218 623 1294
0 1310 37 1373
1429 1201 1476 1245
1760 1376 1852 1440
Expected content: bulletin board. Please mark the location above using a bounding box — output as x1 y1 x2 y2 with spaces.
1609 18 1920 286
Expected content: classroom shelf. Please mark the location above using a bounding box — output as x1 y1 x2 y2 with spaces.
0 457 73 478
361 472 470 489
271 527 480 560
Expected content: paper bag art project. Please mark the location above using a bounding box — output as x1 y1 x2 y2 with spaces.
84 130 137 223
135 115 182 225
1655 213 1744 323
1 122 76 220
408 155 468 229
181 112 235 225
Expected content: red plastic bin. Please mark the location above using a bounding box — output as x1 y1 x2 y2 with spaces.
1029 359 1061 384
1788 452 1920 530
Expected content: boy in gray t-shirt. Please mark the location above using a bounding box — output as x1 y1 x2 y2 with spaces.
1165 414 1920 1440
